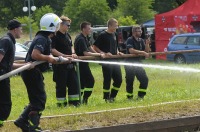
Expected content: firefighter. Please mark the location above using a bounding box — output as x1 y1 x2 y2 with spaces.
124 26 150 100
93 18 123 103
14 13 68 132
51 16 80 107
0 19 26 127
74 21 104 104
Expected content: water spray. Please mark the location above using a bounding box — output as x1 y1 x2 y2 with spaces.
1 49 200 81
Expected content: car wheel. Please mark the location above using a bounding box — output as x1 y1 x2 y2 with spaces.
174 54 186 64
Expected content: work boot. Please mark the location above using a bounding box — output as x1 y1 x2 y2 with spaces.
14 105 31 132
14 118 29 132
82 98 88 105
105 98 115 103
57 102 67 107
69 101 80 107
136 96 144 101
28 111 42 132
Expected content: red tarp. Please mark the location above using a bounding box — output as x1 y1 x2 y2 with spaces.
155 0 200 59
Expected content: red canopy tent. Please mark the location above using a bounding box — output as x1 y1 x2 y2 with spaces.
155 0 200 59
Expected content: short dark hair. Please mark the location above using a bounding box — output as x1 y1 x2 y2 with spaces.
7 19 22 30
80 21 91 31
132 26 141 32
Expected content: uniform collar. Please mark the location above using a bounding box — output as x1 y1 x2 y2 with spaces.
57 30 66 37
7 32 16 44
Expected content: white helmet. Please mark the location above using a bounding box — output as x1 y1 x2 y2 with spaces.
40 13 62 32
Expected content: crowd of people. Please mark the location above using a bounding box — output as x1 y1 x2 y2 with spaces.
0 13 150 131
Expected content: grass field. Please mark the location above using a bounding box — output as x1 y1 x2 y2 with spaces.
1 59 200 131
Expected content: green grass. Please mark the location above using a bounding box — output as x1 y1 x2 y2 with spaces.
2 59 200 131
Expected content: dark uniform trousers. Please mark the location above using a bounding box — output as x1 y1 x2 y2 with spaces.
14 68 46 131
21 68 46 112
79 62 94 100
125 65 148 98
53 64 79 106
102 64 122 99
0 70 11 121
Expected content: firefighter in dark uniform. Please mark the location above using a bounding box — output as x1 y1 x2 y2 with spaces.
74 21 104 104
93 18 123 103
124 26 150 100
14 13 64 132
51 16 80 107
0 19 25 127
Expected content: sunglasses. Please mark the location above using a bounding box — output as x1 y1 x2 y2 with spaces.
62 22 70 27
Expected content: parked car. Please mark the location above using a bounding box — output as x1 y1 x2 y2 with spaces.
15 43 28 61
23 40 32 48
89 26 132 53
167 33 200 63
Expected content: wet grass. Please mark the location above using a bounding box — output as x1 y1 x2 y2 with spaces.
2 59 200 131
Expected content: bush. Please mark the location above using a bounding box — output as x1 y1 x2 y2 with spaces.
16 16 38 34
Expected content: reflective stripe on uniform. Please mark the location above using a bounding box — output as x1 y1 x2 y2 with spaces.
138 89 147 93
29 120 34 126
103 89 110 93
68 94 79 101
126 92 133 96
111 87 119 91
84 88 93 92
57 97 67 103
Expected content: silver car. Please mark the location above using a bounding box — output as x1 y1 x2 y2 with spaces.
15 43 28 61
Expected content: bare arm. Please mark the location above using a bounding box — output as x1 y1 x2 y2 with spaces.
51 48 71 57
32 49 57 64
93 45 104 53
12 63 27 69
83 51 101 57
89 46 97 53
129 48 149 58
145 38 151 53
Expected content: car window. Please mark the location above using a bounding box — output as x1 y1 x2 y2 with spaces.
16 44 28 52
172 36 187 44
186 36 200 45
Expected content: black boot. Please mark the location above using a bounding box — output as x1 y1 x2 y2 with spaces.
28 111 42 132
82 98 88 105
14 105 31 132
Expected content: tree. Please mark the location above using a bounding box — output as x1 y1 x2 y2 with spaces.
0 0 24 27
107 0 118 10
176 0 187 6
63 0 110 31
152 0 186 14
33 5 54 29
118 16 137 26
34 0 67 16
16 16 38 33
117 0 155 24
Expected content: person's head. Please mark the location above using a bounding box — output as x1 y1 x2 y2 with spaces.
80 21 91 35
59 15 71 32
107 18 118 33
40 13 62 35
7 19 22 39
132 26 142 38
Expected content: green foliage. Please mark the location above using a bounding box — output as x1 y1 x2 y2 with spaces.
63 0 81 31
117 0 155 24
152 0 187 14
63 0 110 31
33 5 54 29
118 16 137 26
78 0 110 26
16 16 38 33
